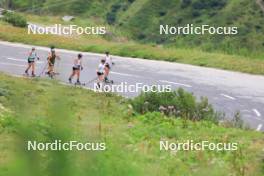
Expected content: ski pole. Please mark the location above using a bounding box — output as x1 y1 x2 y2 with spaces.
54 58 61 75
38 61 48 77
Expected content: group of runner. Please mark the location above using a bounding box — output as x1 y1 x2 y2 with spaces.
25 46 60 78
24 46 113 87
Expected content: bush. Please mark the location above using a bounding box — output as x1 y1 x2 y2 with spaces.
192 1 206 9
1 9 8 15
106 12 116 24
181 0 192 9
192 10 201 17
111 4 122 12
159 11 166 16
192 0 226 10
3 12 27 27
130 88 219 123
0 115 17 132
0 88 9 97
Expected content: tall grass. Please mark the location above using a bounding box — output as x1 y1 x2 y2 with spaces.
0 74 263 175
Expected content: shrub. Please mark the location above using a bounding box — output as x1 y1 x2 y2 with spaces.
159 11 166 16
192 1 206 9
0 88 9 97
137 33 146 40
192 10 201 17
129 88 219 123
106 12 116 24
0 114 17 132
111 4 122 12
181 0 192 9
3 12 27 27
192 0 226 10
1 9 8 15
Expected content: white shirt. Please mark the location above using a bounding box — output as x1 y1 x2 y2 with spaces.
105 55 112 67
74 59 82 67
98 63 105 73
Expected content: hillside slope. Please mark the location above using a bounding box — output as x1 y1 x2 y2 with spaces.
0 73 263 175
116 0 264 55
1 0 264 56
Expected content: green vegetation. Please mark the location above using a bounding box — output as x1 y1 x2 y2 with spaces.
130 89 220 123
2 0 264 56
2 11 27 27
0 73 263 176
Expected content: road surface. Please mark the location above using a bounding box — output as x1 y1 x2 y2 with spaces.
0 41 263 131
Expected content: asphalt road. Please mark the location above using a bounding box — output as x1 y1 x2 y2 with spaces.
0 41 263 131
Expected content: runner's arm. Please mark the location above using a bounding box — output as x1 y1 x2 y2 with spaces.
111 56 115 65
81 61 83 70
37 53 40 60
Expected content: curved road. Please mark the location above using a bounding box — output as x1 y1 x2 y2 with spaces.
0 41 263 131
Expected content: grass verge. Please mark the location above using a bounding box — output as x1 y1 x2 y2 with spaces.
0 73 263 176
0 21 264 75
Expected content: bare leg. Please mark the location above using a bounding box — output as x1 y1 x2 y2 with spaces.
32 62 36 76
104 68 109 81
77 70 80 82
97 74 104 89
49 65 54 78
25 63 31 74
69 70 76 83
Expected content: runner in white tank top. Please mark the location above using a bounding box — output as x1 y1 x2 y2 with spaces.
68 53 83 84
104 51 113 82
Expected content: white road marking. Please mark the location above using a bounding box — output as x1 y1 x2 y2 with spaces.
0 62 25 67
253 109 261 117
5 57 27 62
256 124 263 131
4 57 44 64
220 93 236 100
111 71 143 78
0 62 42 69
159 80 192 88
253 116 264 121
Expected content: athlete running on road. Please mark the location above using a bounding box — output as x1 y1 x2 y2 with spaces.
104 51 113 82
104 63 112 83
96 59 105 89
68 53 83 84
25 47 39 77
47 46 60 78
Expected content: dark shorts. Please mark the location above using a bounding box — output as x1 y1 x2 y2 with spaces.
97 72 104 76
28 60 35 64
73 66 80 71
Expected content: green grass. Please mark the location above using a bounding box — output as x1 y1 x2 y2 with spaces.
0 73 263 176
1 20 264 75
3 0 264 56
